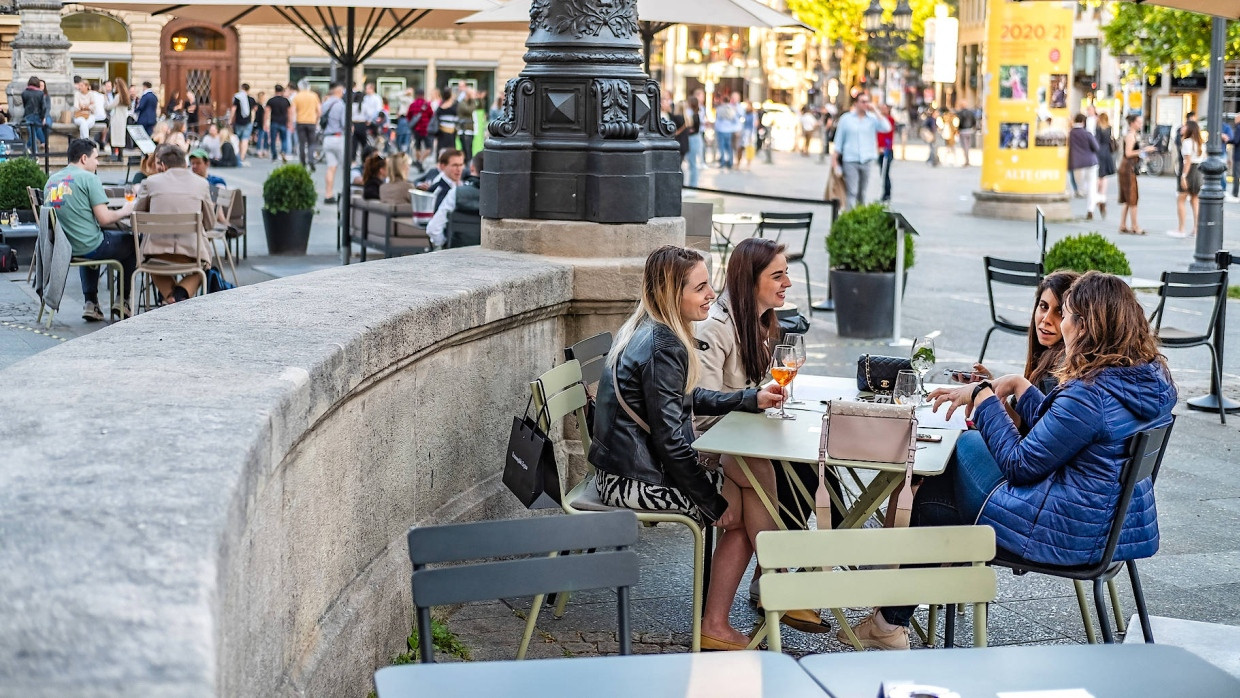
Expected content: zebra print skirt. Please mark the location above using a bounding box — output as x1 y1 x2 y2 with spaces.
595 468 724 523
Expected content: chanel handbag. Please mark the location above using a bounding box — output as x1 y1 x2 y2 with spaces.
502 396 562 509
856 354 913 393
821 401 919 527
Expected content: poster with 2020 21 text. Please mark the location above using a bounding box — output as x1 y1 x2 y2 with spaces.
981 0 1073 195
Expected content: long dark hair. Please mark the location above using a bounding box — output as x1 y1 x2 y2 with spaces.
724 237 787 384
1025 270 1079 387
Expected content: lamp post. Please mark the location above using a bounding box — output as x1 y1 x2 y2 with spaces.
863 0 913 104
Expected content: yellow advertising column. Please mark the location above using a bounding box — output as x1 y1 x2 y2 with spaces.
972 0 1075 221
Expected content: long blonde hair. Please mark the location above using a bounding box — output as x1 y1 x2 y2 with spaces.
609 246 706 390
387 152 411 182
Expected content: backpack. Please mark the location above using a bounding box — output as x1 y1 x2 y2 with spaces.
206 266 235 293
0 244 17 273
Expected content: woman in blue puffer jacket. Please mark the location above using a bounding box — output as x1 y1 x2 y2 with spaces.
845 271 1176 650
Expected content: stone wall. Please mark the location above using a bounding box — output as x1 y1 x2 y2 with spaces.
0 250 583 696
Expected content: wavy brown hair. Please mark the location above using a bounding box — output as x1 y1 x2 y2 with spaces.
1025 270 1080 387
724 237 786 384
1056 271 1169 384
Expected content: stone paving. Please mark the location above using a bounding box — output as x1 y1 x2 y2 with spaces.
4 147 1239 673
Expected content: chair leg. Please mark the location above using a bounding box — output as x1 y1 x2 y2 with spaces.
553 587 571 619
973 602 988 647
1128 561 1155 644
944 603 956 648
702 526 714 602
977 326 997 364
925 604 939 648
517 592 547 660
689 523 705 652
1092 579 1115 643
617 586 632 655
766 609 782 653
1206 342 1226 425
799 258 813 311
416 607 435 664
1107 578 1127 634
1074 579 1098 644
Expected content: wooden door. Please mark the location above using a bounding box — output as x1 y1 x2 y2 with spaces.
160 19 238 125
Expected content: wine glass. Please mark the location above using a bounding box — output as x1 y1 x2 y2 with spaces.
123 184 135 203
784 334 807 406
910 336 936 396
767 345 797 420
893 370 924 409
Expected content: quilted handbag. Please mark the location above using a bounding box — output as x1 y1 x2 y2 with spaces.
820 400 918 527
856 353 913 393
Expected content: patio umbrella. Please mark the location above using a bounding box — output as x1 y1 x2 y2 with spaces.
458 0 810 73
78 0 500 264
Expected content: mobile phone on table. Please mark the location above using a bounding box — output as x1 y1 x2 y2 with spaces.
916 432 943 443
944 368 987 384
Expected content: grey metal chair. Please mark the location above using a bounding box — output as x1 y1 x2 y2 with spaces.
407 510 639 663
978 257 1043 363
1148 270 1229 424
991 420 1174 645
564 331 613 399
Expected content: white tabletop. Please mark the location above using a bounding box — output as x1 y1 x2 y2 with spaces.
712 213 762 225
798 644 1240 698
693 375 964 476
375 650 829 698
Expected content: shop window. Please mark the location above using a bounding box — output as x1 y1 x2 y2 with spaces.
62 12 129 42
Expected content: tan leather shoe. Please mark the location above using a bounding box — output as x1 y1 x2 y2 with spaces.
701 633 750 651
779 608 832 634
837 611 909 650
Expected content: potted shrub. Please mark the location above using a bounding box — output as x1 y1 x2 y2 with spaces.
1043 232 1132 275
0 157 48 222
826 202 915 339
261 164 316 255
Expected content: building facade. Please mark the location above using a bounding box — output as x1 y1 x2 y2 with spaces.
5 7 528 119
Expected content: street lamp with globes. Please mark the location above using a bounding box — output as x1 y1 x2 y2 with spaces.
862 0 913 104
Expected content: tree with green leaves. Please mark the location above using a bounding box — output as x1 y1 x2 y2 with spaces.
1102 4 1240 77
784 0 944 70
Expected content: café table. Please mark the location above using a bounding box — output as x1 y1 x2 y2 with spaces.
374 649 829 698
797 643 1240 698
711 212 762 272
693 375 965 532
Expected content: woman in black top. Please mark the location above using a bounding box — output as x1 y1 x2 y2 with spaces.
361 153 387 200
434 88 459 154
669 98 688 162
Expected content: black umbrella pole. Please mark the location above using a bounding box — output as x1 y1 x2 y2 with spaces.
340 8 356 266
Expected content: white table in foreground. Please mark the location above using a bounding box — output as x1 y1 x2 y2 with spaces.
798 643 1240 698
374 650 828 698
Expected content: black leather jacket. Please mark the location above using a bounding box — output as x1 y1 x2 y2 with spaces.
589 321 759 522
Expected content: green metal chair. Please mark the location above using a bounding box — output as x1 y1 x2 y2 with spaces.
523 359 709 656
755 526 997 653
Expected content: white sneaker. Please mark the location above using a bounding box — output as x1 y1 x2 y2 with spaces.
81 301 104 322
1167 230 1189 239
1226 195 1240 203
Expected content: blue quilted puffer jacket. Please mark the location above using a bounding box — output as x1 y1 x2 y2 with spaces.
973 362 1176 567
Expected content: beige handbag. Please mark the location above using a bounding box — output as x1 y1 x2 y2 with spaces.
819 401 919 528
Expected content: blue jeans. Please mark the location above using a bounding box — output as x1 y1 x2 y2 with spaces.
23 117 44 152
716 131 735 169
254 127 267 152
686 134 703 187
80 230 137 305
880 430 1005 627
877 148 894 202
269 124 291 158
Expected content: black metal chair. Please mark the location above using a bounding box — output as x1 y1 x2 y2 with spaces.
564 331 613 392
978 257 1043 363
757 211 815 312
1149 270 1229 424
990 420 1174 645
407 510 639 663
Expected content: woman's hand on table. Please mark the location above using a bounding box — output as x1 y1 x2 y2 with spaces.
928 384 976 422
972 363 994 380
756 383 785 410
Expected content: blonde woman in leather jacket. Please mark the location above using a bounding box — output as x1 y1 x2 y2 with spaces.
590 246 784 651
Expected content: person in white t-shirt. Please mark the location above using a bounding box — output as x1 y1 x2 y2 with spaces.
1170 121 1205 238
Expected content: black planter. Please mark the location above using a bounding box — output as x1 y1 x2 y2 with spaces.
830 269 909 339
262 208 312 255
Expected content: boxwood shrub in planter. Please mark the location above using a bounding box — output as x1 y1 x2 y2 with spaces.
0 157 47 216
826 202 915 339
262 164 316 255
1043 232 1132 276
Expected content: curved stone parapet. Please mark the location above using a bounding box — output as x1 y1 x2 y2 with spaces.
0 249 580 696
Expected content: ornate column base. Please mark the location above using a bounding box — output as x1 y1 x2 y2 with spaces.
971 190 1072 222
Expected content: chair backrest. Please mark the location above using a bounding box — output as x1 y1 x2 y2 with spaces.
1095 420 1174 570
446 209 481 248
757 211 813 258
1150 270 1228 338
564 332 613 389
530 359 593 501
130 212 207 264
982 256 1043 325
408 510 639 662
756 526 996 613
26 185 42 215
